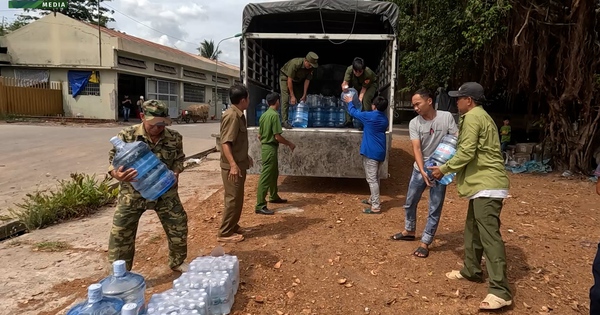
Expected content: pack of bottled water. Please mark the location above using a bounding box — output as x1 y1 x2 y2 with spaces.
147 254 240 315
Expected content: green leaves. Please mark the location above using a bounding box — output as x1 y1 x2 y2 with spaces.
384 0 510 92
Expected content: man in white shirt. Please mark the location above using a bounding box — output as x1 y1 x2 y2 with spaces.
390 89 457 259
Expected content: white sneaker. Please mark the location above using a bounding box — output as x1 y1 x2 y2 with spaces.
172 262 189 273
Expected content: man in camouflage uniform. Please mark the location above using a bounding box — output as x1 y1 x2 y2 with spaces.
107 100 189 272
280 52 319 129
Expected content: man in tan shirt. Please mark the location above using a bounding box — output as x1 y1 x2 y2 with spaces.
218 84 253 243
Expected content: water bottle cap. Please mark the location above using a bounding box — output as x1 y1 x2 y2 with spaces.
122 303 138 314
113 260 127 277
87 283 103 303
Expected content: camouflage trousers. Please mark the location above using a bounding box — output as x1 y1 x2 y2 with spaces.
108 192 188 271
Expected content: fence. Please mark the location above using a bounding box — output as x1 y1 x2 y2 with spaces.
0 76 63 116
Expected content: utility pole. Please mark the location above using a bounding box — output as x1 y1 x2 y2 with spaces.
97 0 102 66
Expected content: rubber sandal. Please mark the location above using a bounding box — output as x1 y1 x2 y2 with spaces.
413 246 429 258
445 270 465 280
362 208 381 214
361 199 371 205
390 232 416 241
479 294 512 310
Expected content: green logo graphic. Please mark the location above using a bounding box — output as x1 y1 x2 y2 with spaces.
8 0 68 9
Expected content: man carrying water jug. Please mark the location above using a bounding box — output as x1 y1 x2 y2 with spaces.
341 57 378 113
390 89 458 259
429 82 512 311
107 100 189 273
255 92 296 215
279 52 319 129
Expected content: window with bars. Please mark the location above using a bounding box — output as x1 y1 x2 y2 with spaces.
183 83 206 103
68 82 100 96
212 88 229 104
155 64 177 74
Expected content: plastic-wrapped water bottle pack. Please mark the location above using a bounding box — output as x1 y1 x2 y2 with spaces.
147 254 240 315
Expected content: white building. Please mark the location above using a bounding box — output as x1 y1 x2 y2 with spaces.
0 13 240 120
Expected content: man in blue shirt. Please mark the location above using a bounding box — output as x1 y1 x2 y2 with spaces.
342 94 389 214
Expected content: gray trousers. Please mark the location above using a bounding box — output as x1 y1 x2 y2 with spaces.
363 157 382 210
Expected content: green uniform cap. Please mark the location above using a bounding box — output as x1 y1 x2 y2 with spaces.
142 100 172 126
306 52 319 68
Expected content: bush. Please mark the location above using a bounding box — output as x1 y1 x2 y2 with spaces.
9 173 118 231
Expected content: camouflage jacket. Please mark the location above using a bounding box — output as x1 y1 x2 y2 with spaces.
108 124 185 198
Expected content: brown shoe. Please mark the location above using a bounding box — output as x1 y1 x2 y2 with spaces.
217 233 245 243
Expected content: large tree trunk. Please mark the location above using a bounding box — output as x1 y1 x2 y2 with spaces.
483 0 599 172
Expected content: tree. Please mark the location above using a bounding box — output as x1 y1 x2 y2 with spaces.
19 0 115 27
0 16 29 36
480 0 600 172
197 39 222 60
384 0 600 172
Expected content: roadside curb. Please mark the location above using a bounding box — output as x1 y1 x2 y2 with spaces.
0 146 217 242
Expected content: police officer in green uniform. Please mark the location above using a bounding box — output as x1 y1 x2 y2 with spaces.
255 92 296 214
280 52 319 129
341 57 379 116
107 100 189 272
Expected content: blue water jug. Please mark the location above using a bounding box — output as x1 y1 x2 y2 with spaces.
341 88 363 129
100 260 147 315
121 303 138 315
255 99 267 125
313 107 324 127
67 283 124 315
291 101 309 128
288 104 296 125
110 136 177 201
326 106 336 127
425 134 458 185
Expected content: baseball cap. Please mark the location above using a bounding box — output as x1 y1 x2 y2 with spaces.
306 52 319 68
142 100 172 126
448 82 486 101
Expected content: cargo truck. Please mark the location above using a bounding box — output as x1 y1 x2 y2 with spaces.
241 0 399 178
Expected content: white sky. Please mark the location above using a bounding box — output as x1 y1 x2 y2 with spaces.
0 0 287 66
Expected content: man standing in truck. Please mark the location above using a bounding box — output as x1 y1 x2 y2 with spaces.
341 57 378 113
255 92 296 215
279 52 319 129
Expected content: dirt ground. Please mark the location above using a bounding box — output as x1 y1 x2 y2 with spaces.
31 137 598 314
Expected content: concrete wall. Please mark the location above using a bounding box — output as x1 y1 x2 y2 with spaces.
55 69 117 119
247 127 391 179
0 14 117 68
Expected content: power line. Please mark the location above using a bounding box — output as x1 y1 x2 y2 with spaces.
102 3 198 47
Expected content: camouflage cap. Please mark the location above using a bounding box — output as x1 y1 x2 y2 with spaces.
142 100 172 126
306 52 319 68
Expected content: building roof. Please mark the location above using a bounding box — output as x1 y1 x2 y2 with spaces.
83 22 240 72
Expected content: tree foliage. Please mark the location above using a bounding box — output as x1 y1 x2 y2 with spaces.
197 39 222 60
20 0 115 27
385 0 600 172
385 0 510 92
0 16 29 36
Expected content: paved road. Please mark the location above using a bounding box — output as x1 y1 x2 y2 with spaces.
0 121 221 217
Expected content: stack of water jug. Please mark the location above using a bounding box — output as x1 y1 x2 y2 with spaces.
66 260 147 315
66 254 240 315
147 254 239 315
288 94 348 128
